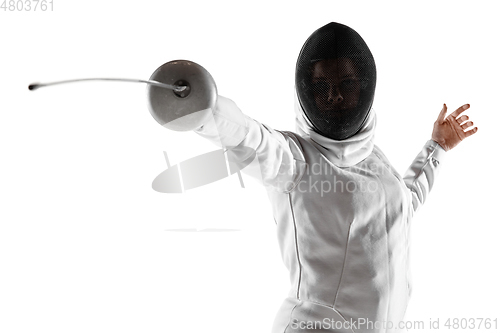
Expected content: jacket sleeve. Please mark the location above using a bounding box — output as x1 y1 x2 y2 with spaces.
403 139 447 214
193 96 306 192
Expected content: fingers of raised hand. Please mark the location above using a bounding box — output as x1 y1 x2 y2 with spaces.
449 104 470 119
456 115 469 124
437 104 448 123
463 126 478 138
461 121 474 130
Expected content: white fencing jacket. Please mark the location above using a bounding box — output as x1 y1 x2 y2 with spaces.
195 94 446 333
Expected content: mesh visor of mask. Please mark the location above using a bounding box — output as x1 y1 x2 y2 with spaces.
295 22 376 140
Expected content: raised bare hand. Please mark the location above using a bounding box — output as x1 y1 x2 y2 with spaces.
431 104 478 151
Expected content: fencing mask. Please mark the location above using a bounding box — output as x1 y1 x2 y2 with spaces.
296 22 376 140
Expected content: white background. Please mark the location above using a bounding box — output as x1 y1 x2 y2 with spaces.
1 1 499 332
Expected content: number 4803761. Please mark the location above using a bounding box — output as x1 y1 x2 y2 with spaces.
1 0 54 11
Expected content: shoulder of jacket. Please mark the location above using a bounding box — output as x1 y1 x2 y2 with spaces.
274 130 307 163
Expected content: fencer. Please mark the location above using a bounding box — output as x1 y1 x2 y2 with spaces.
193 22 477 332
